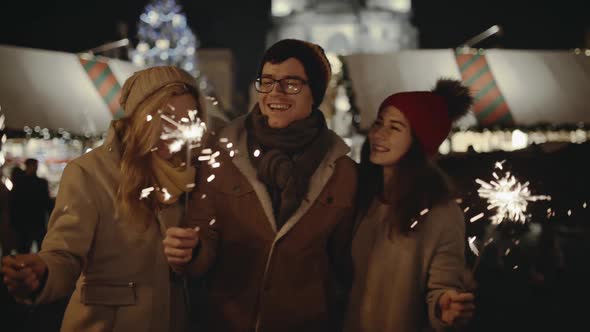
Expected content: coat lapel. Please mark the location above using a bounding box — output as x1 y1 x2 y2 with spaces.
224 122 278 233
275 133 349 241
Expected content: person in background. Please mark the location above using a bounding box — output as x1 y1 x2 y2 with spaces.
10 158 50 253
1 66 204 332
346 79 476 331
0 128 17 255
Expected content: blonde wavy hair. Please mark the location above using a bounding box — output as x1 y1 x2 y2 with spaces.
113 81 204 226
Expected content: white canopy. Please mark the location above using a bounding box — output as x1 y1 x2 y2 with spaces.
342 49 590 130
0 45 139 135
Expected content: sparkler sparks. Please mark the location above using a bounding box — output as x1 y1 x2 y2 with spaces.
140 187 155 200
161 188 172 201
468 236 479 256
4 178 13 191
470 213 485 223
476 161 551 224
160 107 207 154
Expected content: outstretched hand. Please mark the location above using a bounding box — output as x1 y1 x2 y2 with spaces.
1 254 47 302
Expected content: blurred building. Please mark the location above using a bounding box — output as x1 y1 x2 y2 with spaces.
196 49 234 114
268 0 417 54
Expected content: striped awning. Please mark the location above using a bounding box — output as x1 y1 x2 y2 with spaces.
0 45 139 135
342 49 590 130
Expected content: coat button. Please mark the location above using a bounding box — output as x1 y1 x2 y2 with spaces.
326 196 334 204
232 185 240 193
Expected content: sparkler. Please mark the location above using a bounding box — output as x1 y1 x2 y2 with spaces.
469 160 551 275
475 160 551 225
140 104 236 202
141 105 207 202
159 105 206 154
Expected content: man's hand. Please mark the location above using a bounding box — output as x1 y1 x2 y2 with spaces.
163 227 200 265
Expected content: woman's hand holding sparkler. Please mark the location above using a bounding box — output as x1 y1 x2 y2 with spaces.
438 288 476 328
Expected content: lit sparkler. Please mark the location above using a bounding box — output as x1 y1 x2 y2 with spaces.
469 160 551 276
159 106 207 154
475 160 551 225
141 105 211 201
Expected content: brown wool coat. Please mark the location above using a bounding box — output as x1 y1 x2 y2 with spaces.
181 115 358 332
35 126 188 332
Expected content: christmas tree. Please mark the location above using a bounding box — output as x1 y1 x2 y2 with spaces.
129 0 198 76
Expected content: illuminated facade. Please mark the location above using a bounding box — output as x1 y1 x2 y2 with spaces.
269 0 417 54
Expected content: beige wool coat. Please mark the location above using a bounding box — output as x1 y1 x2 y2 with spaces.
35 125 189 332
345 199 467 332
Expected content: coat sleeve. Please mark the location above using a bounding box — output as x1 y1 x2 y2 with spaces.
35 162 99 304
425 202 467 331
175 161 219 277
326 157 358 328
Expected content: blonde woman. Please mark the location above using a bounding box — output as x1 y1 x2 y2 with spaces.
1 66 204 332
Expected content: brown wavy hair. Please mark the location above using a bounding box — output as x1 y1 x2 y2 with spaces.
113 83 203 226
357 136 455 237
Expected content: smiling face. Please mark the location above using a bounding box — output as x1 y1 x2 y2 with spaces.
257 57 314 128
368 106 413 167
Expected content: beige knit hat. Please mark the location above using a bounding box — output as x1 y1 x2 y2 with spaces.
119 66 198 116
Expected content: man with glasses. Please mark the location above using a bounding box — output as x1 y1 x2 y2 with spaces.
163 39 357 331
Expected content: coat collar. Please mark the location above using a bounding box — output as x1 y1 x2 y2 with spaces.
102 121 184 235
216 114 350 239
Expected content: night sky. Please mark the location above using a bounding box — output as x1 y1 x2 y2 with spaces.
1 0 587 107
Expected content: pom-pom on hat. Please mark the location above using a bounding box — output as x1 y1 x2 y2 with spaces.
258 39 332 109
378 79 473 156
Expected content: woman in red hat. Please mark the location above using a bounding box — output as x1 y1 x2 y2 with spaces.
345 79 476 331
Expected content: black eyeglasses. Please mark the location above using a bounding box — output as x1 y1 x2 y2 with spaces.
255 77 308 94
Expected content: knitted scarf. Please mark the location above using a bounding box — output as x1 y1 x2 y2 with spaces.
245 105 330 229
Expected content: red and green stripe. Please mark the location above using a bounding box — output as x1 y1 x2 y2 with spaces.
455 51 514 126
78 57 124 118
